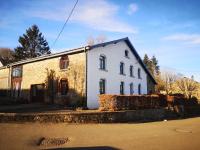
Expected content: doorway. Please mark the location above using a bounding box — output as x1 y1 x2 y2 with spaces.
30 84 45 102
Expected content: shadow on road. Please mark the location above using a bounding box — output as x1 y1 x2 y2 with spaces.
46 146 120 150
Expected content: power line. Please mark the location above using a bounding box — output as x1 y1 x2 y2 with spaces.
51 0 79 48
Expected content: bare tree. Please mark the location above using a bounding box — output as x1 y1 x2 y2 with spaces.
176 77 199 98
0 48 15 65
96 34 107 44
86 36 95 46
161 71 178 94
86 35 107 46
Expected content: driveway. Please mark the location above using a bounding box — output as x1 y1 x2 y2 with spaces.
0 117 200 150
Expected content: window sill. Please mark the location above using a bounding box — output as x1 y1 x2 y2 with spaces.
99 68 108 72
119 73 126 76
60 68 69 71
125 56 130 59
130 75 135 78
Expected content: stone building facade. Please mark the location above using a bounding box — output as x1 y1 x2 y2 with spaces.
0 48 86 106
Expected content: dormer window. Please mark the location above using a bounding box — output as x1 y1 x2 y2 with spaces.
60 55 69 70
125 50 129 58
99 55 106 70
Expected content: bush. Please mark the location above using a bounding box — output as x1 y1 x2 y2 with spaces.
99 94 161 111
99 94 199 111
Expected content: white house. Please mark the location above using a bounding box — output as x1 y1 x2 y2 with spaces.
87 37 156 108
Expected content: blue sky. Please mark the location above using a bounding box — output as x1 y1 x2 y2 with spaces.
0 0 200 81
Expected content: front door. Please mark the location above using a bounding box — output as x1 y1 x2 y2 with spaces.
30 84 45 102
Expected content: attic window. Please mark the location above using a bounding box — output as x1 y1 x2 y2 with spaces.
125 50 129 58
60 55 69 70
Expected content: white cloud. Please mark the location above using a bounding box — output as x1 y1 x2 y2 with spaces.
28 0 137 33
127 3 138 15
163 33 200 44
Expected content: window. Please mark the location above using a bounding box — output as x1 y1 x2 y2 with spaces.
60 55 69 69
99 55 106 70
125 50 129 58
138 68 141 79
120 62 125 75
120 81 124 95
138 84 141 95
60 79 68 95
130 83 134 95
130 65 134 77
12 66 22 77
99 79 106 94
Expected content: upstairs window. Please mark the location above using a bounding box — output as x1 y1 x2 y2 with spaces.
99 55 106 70
130 83 134 95
125 50 129 58
60 55 69 70
120 81 124 95
12 66 22 77
120 62 125 75
99 79 106 94
130 65 134 77
138 68 141 79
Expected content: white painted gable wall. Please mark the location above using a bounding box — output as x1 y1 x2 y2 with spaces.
87 41 147 109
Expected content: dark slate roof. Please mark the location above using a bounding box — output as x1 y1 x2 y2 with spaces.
90 37 157 84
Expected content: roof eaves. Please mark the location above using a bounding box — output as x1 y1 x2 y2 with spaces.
7 47 86 67
124 38 157 84
90 37 129 49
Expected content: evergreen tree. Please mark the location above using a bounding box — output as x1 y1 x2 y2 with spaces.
143 54 154 76
151 55 160 75
14 25 50 60
143 54 160 77
143 54 149 66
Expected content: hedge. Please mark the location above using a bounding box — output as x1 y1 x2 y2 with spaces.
99 94 198 111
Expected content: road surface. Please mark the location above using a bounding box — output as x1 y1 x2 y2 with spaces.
0 117 200 150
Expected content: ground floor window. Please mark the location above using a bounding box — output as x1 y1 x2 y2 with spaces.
138 84 141 95
130 83 134 95
120 81 124 95
60 79 68 95
99 79 106 94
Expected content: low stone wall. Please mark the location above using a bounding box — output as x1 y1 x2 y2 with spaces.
0 108 181 123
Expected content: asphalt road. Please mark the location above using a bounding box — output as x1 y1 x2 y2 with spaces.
0 117 200 150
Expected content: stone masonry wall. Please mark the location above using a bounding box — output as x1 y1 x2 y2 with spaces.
0 67 9 96
20 52 86 105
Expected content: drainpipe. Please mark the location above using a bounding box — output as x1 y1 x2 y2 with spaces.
7 65 12 97
84 46 90 108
